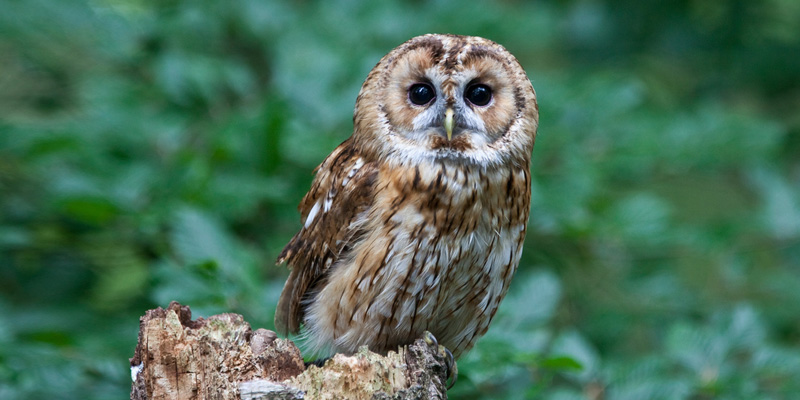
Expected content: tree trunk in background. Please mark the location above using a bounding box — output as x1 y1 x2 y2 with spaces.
130 302 448 400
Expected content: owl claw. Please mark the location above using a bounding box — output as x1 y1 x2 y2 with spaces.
423 330 439 348
421 331 458 389
444 347 458 389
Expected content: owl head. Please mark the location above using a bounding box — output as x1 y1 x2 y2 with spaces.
353 34 538 168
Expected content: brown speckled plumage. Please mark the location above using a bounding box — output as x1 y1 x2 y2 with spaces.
276 34 538 358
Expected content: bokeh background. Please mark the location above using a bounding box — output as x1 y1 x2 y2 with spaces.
2 0 800 398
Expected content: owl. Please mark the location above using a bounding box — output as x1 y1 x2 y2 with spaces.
275 34 538 360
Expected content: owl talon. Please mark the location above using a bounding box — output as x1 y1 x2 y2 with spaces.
423 330 439 348
421 331 458 389
444 347 458 389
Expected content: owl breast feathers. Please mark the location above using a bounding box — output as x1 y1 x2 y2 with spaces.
276 34 538 359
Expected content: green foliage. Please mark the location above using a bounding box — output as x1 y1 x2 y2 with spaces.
1 0 799 398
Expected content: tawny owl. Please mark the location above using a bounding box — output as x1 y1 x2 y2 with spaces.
275 34 538 359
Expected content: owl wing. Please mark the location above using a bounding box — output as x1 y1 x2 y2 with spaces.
275 138 378 335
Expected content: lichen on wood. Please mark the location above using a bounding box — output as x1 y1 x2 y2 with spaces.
130 302 448 399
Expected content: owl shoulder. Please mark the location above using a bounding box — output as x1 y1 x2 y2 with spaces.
277 138 378 267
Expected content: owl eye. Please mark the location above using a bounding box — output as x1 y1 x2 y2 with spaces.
465 84 492 106
408 83 435 106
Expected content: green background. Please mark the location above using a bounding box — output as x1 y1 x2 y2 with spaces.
2 0 799 398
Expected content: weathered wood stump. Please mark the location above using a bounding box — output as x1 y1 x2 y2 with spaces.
130 302 448 399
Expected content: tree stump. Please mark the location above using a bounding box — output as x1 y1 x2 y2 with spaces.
130 302 448 399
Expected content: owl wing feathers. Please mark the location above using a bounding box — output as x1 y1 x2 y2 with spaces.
275 138 378 335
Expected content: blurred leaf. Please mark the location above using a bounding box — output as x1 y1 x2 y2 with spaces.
170 207 241 271
550 330 600 383
58 196 118 226
540 356 584 371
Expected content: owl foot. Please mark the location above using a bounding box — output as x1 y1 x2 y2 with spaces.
422 331 458 389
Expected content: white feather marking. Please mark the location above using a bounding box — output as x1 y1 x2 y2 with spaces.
305 201 321 228
341 158 365 188
350 158 364 175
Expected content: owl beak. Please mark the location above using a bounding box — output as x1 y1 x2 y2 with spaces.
444 108 454 141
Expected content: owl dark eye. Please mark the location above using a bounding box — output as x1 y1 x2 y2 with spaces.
408 83 435 105
465 84 492 106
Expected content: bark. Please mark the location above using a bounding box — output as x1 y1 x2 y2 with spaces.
130 302 448 400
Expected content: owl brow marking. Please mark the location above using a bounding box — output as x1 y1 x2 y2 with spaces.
460 45 503 66
403 36 445 64
441 40 466 70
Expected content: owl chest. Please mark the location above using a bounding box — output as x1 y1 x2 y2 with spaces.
305 162 528 356
360 163 526 344
386 163 525 235
377 162 528 289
